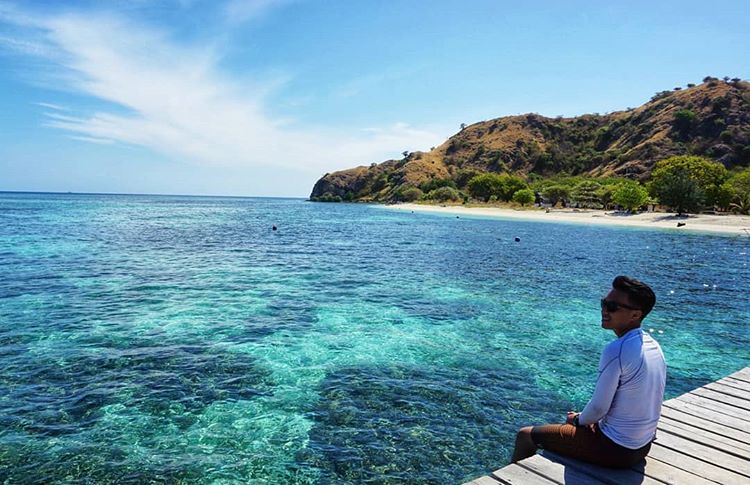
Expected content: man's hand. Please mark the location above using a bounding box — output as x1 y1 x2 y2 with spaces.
567 411 597 432
566 411 578 425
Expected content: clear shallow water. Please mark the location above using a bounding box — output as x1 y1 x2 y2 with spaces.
0 192 748 484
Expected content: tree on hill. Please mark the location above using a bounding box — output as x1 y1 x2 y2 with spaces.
420 178 456 193
499 175 529 201
731 193 750 214
542 185 570 207
467 173 505 201
394 186 423 202
729 168 750 195
453 169 482 189
672 110 697 136
512 188 535 206
612 181 649 213
427 186 462 202
595 184 617 210
650 168 704 215
571 180 603 208
649 156 728 213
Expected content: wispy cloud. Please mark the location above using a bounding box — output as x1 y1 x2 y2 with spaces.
0 3 443 176
35 101 66 110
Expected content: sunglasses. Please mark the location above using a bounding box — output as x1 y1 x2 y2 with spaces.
600 298 639 313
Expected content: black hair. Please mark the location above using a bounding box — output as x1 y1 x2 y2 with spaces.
612 276 656 320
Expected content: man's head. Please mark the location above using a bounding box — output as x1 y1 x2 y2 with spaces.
601 276 656 336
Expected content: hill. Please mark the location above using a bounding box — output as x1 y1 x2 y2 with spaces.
310 77 750 202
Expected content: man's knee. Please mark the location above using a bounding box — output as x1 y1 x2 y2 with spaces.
517 426 533 437
516 426 535 443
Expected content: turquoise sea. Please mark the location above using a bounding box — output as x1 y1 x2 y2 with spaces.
1 192 748 484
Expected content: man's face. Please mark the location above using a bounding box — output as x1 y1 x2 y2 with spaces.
601 288 643 335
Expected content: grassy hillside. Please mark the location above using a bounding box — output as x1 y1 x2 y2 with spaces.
311 77 750 202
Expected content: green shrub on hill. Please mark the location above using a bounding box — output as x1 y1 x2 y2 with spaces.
420 178 456 193
393 186 423 202
541 185 570 207
650 168 704 215
673 109 697 135
427 186 462 202
466 173 528 202
571 180 603 208
713 182 736 211
596 184 618 210
453 169 482 189
731 193 750 214
729 168 750 195
512 189 535 206
727 168 750 213
467 173 506 201
612 181 649 212
315 192 343 202
500 175 529 201
649 155 728 212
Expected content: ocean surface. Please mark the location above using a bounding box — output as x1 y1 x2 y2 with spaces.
1 192 748 484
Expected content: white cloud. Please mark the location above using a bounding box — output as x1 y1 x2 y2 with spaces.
35 101 67 110
67 135 115 145
0 4 445 188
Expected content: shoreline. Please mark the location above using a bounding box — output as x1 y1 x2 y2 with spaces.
380 203 750 236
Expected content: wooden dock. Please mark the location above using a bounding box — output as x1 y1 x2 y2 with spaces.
464 366 750 485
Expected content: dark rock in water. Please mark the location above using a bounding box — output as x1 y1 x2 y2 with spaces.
515 237 521 242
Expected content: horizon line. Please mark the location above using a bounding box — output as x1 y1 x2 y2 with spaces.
0 190 309 200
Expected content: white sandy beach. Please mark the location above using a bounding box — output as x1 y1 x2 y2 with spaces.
383 203 750 236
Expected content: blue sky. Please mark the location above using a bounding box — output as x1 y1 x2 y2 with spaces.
1 0 749 197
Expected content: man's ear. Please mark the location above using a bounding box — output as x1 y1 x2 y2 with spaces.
630 310 643 324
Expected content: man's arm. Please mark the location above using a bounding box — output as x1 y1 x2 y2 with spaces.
577 353 621 426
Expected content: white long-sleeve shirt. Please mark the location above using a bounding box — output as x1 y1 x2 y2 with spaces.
578 327 667 449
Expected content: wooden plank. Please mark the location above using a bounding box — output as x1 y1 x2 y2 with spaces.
730 374 750 385
634 455 718 485
724 376 750 389
660 406 750 445
518 454 606 484
729 368 750 384
658 418 750 457
718 377 750 393
648 443 748 485
691 387 750 412
540 451 660 484
490 463 558 484
654 431 750 476
674 393 750 421
464 476 501 485
706 381 750 401
663 399 750 433
463 367 750 485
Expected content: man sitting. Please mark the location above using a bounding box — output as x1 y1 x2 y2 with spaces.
511 276 666 468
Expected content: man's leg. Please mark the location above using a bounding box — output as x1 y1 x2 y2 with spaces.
511 426 537 463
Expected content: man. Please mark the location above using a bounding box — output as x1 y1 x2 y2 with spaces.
511 276 666 468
